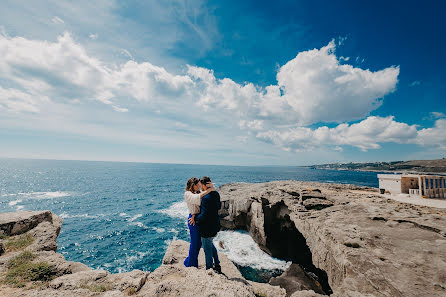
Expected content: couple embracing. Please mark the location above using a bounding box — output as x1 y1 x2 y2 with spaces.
183 176 222 274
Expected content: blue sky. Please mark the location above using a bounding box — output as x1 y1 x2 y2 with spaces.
0 0 445 165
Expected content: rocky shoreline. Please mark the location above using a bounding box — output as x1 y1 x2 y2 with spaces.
1 180 445 296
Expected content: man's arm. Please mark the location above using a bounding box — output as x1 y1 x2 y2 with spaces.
195 195 210 224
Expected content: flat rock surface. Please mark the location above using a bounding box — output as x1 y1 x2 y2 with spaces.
146 239 286 297
219 180 446 297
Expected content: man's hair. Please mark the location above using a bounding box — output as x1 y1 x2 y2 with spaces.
200 176 211 184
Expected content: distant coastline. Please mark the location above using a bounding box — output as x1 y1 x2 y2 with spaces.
302 158 446 175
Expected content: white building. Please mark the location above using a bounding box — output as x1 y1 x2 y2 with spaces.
378 174 446 198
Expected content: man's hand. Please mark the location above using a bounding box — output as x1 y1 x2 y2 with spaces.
207 182 215 191
189 215 196 226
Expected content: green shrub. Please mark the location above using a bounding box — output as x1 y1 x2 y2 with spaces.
81 283 110 292
5 233 34 251
8 250 36 269
3 251 56 288
0 233 8 240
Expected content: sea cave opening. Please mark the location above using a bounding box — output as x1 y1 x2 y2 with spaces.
261 199 333 295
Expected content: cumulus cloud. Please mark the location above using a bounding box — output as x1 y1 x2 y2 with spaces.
257 116 419 152
0 32 193 112
416 119 446 150
1 32 443 156
190 41 399 126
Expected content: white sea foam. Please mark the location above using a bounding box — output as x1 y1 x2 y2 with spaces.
16 206 24 210
59 212 103 219
115 251 151 273
152 227 165 233
214 230 291 271
119 213 128 217
130 221 148 229
16 191 72 199
128 214 142 222
9 199 22 206
158 201 188 219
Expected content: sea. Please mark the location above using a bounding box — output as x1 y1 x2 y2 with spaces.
0 158 380 282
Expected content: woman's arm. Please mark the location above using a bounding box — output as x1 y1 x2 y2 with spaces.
199 184 215 198
184 184 215 206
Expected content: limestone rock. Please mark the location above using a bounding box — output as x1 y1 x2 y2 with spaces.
0 211 54 236
290 290 326 297
105 269 148 292
155 239 285 297
300 189 325 201
49 270 109 290
269 264 325 296
302 198 333 210
0 240 4 256
219 180 446 297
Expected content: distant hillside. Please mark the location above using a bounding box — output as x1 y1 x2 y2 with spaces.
304 159 446 174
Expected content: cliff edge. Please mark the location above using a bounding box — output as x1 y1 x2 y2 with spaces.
0 211 295 297
218 180 446 297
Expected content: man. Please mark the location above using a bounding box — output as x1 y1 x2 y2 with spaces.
190 176 222 273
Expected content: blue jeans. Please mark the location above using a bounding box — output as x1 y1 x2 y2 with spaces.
184 214 201 268
201 236 220 270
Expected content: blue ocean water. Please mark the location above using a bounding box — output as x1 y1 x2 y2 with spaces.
0 158 379 276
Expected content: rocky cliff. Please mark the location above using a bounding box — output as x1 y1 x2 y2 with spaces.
0 210 317 297
218 180 446 297
1 179 445 297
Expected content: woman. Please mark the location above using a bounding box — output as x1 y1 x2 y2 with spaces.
183 177 215 267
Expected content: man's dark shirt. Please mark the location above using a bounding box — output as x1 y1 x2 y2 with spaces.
195 191 221 238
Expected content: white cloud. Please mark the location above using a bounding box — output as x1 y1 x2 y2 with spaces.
409 80 421 87
0 86 49 113
51 16 64 24
0 32 193 112
89 33 98 40
266 41 399 125
257 116 419 152
190 41 399 126
416 119 446 150
1 31 442 159
239 120 264 131
430 112 446 119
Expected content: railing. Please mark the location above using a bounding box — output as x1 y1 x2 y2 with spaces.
409 189 420 196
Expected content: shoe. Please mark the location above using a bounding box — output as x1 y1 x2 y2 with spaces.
213 264 222 274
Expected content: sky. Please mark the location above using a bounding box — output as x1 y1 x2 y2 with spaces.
0 0 445 166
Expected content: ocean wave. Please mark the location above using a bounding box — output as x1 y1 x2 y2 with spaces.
214 230 291 271
16 191 72 199
152 227 166 233
8 199 22 206
59 212 104 219
128 214 142 222
158 201 188 219
130 221 148 229
16 205 24 210
115 251 151 273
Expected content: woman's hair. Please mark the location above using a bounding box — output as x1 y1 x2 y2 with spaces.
185 177 199 193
